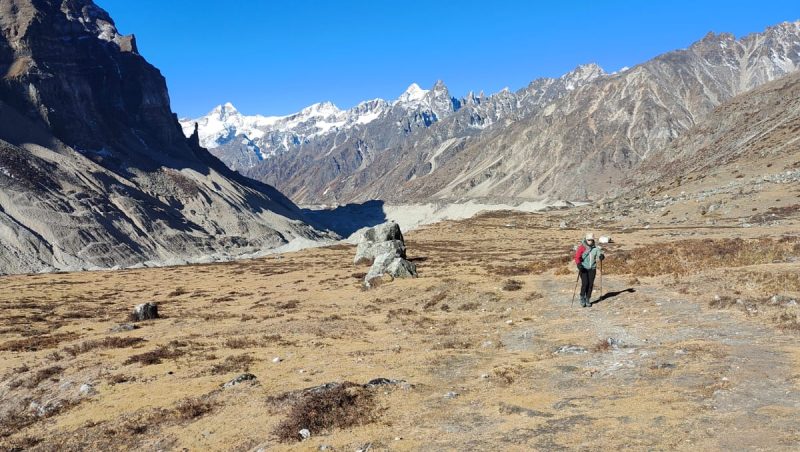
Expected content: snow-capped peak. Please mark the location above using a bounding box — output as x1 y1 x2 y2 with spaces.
298 101 341 118
212 102 240 118
561 63 606 90
397 83 429 104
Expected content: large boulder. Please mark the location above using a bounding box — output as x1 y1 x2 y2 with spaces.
362 222 404 243
131 302 159 321
354 240 406 265
364 253 417 288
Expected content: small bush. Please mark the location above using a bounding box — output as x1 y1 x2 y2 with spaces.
0 333 76 352
502 279 524 291
64 336 146 356
272 382 377 442
591 339 612 352
175 397 213 420
24 365 64 389
210 354 254 375
124 343 186 366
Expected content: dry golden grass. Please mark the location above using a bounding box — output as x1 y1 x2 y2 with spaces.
0 205 799 450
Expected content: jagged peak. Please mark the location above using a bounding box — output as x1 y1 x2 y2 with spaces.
398 83 429 103
210 102 239 118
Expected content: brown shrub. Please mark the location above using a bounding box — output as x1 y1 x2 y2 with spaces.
64 336 146 356
591 339 612 352
0 333 76 352
210 354 254 375
433 338 472 349
502 279 524 291
24 365 64 389
124 343 187 366
175 397 214 420
604 237 800 276
107 374 136 385
272 383 377 442
776 313 800 332
486 264 531 276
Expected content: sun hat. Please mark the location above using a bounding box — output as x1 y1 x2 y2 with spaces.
585 233 595 241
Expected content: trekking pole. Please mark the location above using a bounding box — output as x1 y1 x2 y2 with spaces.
571 271 580 307
599 259 603 301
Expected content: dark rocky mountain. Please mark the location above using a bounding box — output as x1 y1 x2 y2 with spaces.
187 21 800 204
0 0 327 274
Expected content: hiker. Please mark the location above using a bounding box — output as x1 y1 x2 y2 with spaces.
574 233 604 307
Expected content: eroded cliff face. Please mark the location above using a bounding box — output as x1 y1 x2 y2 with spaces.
0 0 327 275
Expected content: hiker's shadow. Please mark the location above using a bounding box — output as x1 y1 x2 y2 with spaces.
591 288 636 306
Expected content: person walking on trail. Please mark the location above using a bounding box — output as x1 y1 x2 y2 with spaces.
574 233 604 307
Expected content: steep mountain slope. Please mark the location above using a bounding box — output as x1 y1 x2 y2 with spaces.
0 0 326 274
387 22 800 203
183 65 605 203
190 21 800 204
636 70 800 189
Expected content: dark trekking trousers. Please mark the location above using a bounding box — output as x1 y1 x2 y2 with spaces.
579 267 596 300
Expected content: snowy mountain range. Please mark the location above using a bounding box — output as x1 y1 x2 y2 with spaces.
182 21 800 205
180 64 604 172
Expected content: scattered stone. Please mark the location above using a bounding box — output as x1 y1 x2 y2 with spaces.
553 345 588 355
599 235 611 244
78 383 96 396
223 373 257 388
559 220 568 229
443 391 459 399
299 428 311 440
272 357 282 363
110 323 139 333
130 302 158 322
505 319 514 325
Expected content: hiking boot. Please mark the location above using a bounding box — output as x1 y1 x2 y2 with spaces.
580 295 588 307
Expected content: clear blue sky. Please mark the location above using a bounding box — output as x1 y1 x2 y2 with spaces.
96 0 799 118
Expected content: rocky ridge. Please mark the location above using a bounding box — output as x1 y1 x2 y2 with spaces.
0 0 328 275
187 21 800 205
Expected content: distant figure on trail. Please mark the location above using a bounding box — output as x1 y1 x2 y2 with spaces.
575 233 604 307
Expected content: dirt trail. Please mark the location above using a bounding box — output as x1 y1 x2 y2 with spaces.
517 274 800 450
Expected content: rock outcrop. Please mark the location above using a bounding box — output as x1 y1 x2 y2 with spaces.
353 221 407 265
354 221 417 288
0 0 329 274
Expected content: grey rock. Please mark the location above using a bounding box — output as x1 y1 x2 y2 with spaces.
223 373 257 388
78 383 96 396
553 345 588 355
443 391 460 399
299 428 311 440
363 221 404 243
110 323 139 333
131 302 159 322
354 240 406 265
364 253 417 288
